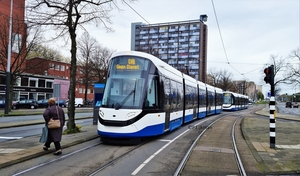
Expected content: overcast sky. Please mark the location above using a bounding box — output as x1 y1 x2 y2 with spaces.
53 0 300 95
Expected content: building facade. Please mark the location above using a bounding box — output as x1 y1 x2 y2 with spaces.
0 71 62 101
26 58 95 101
0 0 27 71
131 15 208 82
0 1 96 103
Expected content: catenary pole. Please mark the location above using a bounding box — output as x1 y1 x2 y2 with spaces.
5 0 13 114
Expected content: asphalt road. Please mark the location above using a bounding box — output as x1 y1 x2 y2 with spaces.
0 118 93 143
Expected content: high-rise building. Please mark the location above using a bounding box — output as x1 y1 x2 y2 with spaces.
131 15 208 82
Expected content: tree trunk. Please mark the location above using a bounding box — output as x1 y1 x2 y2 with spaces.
67 29 77 130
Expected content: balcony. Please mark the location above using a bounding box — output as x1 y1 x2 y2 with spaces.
140 31 148 34
169 28 178 32
150 35 158 39
190 32 200 35
149 30 158 34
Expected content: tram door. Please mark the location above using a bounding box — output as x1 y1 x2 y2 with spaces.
165 105 170 130
164 78 171 131
193 107 197 119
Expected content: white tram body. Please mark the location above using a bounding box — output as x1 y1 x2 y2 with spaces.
222 91 249 111
98 51 242 138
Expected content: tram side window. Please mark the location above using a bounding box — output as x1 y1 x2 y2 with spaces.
170 80 177 112
208 91 214 106
163 78 171 110
216 93 222 106
199 89 205 107
177 82 183 110
145 76 158 108
185 85 193 109
192 87 197 107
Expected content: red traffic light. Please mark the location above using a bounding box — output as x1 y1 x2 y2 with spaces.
264 68 269 74
263 66 273 84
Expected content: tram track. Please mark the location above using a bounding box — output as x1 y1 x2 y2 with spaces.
12 142 103 176
174 113 247 176
87 139 152 176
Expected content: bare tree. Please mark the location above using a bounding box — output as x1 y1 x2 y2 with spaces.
26 0 137 132
288 49 300 86
264 54 294 96
77 32 98 105
90 45 114 83
207 68 235 91
0 15 42 113
27 44 70 62
267 54 293 86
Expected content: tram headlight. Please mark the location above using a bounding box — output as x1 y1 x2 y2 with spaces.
126 112 137 119
99 110 104 118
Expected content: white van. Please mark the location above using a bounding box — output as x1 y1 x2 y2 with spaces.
75 98 84 107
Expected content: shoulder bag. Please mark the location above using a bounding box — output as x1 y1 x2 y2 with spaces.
48 106 61 129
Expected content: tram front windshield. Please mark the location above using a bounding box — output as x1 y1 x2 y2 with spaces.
101 56 150 109
223 93 233 104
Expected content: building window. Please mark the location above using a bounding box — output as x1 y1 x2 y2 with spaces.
30 80 36 87
46 81 53 88
21 77 29 86
38 79 45 87
49 63 54 69
79 88 82 93
55 64 60 70
0 75 5 84
61 65 65 71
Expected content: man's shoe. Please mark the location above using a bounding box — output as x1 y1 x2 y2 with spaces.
43 146 48 151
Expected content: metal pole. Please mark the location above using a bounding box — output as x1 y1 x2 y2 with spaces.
269 65 275 148
5 0 13 114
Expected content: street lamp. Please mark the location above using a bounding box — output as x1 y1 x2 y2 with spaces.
200 14 208 22
5 0 13 114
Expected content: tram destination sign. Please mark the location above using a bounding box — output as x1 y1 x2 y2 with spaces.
116 58 140 70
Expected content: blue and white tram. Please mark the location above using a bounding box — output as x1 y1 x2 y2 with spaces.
222 91 248 111
98 51 223 139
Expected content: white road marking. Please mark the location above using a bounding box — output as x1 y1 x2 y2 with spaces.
0 136 23 139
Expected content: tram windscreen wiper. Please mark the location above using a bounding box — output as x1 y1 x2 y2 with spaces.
115 80 137 110
115 89 135 110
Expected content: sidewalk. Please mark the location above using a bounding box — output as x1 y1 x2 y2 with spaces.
248 106 300 174
0 125 99 168
0 105 300 175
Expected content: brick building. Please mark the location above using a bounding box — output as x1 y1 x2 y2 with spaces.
26 57 95 101
0 0 27 71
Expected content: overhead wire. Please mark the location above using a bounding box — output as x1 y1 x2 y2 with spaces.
123 0 150 24
211 0 252 81
124 0 256 81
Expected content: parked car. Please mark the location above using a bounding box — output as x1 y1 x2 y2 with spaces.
12 99 38 109
293 102 299 108
0 100 5 108
0 100 16 109
65 98 84 107
285 101 292 108
38 99 67 108
75 98 84 107
37 99 49 108
56 100 67 107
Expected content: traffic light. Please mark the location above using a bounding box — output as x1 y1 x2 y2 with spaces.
264 65 274 85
